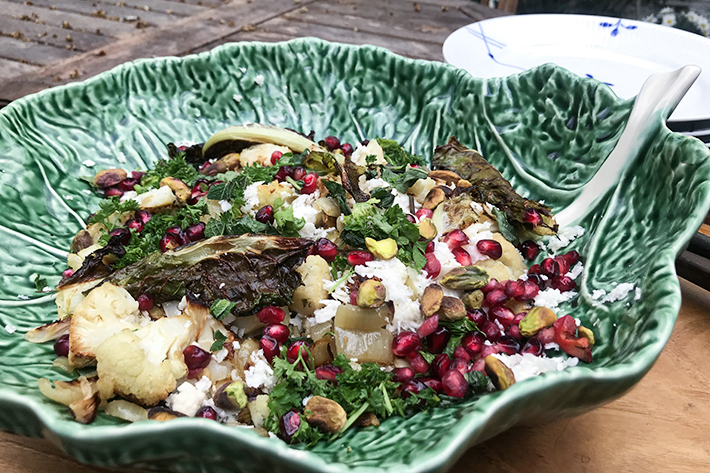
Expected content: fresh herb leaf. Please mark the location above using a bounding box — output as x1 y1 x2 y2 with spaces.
322 180 352 216
466 370 490 393
142 153 200 190
365 154 377 165
392 167 428 194
88 197 140 233
378 139 425 167
204 214 276 238
210 330 228 351
210 299 237 320
274 205 305 237
419 351 435 364
33 275 47 292
207 180 237 201
330 254 349 280
492 207 518 245
369 187 394 209
441 318 480 357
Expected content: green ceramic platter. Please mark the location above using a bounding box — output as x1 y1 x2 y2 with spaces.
0 38 709 473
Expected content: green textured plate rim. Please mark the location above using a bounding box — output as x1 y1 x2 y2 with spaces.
0 38 709 473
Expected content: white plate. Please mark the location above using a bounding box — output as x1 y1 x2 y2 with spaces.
443 14 710 124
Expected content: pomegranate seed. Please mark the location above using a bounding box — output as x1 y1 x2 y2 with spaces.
462 331 486 356
125 218 144 233
470 358 486 372
275 165 293 182
518 240 541 260
481 321 502 342
301 173 319 194
119 178 138 192
254 205 275 224
526 273 544 286
426 325 451 354
401 379 426 398
528 264 542 274
505 324 522 341
430 353 451 379
184 222 205 242
551 275 577 292
260 336 280 363
489 304 516 327
521 338 544 356
420 377 444 394
443 230 469 249
195 406 218 420
480 343 501 359
392 367 415 383
452 247 472 266
417 314 439 338
62 268 75 279
279 409 301 443
292 166 306 181
104 187 123 198
256 305 286 324
183 345 211 373
349 289 358 305
347 250 374 266
54 334 70 357
425 241 435 254
109 227 131 245
513 312 526 325
415 208 433 220
504 280 524 299
408 352 429 374
263 324 290 344
135 210 152 224
442 369 468 398
476 239 502 259
497 335 520 355
392 331 422 357
159 233 181 252
270 151 283 165
314 238 338 262
536 327 555 345
563 250 580 266
453 345 471 362
131 171 145 182
466 309 487 325
423 253 441 278
361 139 370 146
315 364 343 382
340 143 353 156
137 293 153 312
287 340 311 365
166 226 182 237
324 135 341 151
449 358 469 376
406 214 416 223
541 258 561 276
523 208 543 226
482 278 503 293
485 289 508 306
518 280 540 301
554 256 570 275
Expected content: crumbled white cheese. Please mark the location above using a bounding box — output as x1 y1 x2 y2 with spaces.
213 348 229 363
64 195 74 201
17 295 30 300
358 177 389 193
219 283 225 289
602 283 635 303
116 152 127 163
547 226 585 253
194 376 212 392
174 140 197 148
177 296 188 311
492 353 579 382
634 287 642 301
350 139 387 167
239 67 247 74
545 342 560 350
4 324 16 334
534 288 578 312
355 258 422 332
568 262 584 280
254 74 265 86
166 381 207 416
232 340 241 351
290 313 304 332
302 395 314 407
244 349 277 392
241 181 265 213
82 189 92 195
432 239 461 276
322 276 351 304
219 200 233 212
574 318 581 327
291 190 331 240
591 289 606 300
232 94 243 103
82 159 96 168
313 299 341 324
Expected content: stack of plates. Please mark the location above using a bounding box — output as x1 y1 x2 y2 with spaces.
443 14 710 147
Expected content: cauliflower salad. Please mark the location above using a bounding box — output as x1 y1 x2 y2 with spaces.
26 124 593 444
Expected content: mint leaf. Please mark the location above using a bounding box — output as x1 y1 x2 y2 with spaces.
274 205 305 237
492 207 518 245
393 167 428 194
210 330 228 351
369 187 394 209
210 299 237 320
207 180 237 201
378 139 425 167
322 180 351 215
33 275 47 292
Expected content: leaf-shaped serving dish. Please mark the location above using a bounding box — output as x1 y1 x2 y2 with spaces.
0 39 709 473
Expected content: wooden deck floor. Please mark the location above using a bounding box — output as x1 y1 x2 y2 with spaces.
0 0 503 104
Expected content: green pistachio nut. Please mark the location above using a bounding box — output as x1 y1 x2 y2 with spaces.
215 381 248 410
518 306 557 337
578 325 595 346
420 284 444 317
439 266 490 291
438 296 466 321
484 355 516 391
365 237 398 260
357 279 386 308
461 289 484 310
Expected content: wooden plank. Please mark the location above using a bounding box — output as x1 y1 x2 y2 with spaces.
4 0 174 28
0 35 78 65
0 0 317 101
459 1 505 21
1 1 137 36
0 57 40 81
285 0 477 45
161 0 223 7
0 16 113 52
102 0 208 17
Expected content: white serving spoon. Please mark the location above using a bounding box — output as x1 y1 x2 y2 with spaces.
556 65 701 227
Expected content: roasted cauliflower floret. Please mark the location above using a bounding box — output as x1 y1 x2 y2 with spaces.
68 283 141 367
256 180 297 208
56 279 102 320
95 329 178 407
290 255 331 316
239 143 291 167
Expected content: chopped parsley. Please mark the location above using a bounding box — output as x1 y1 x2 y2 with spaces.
88 197 139 233
210 330 228 351
210 299 237 320
141 152 200 190
378 139 426 167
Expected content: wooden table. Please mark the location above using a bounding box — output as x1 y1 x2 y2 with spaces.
1 1 710 471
